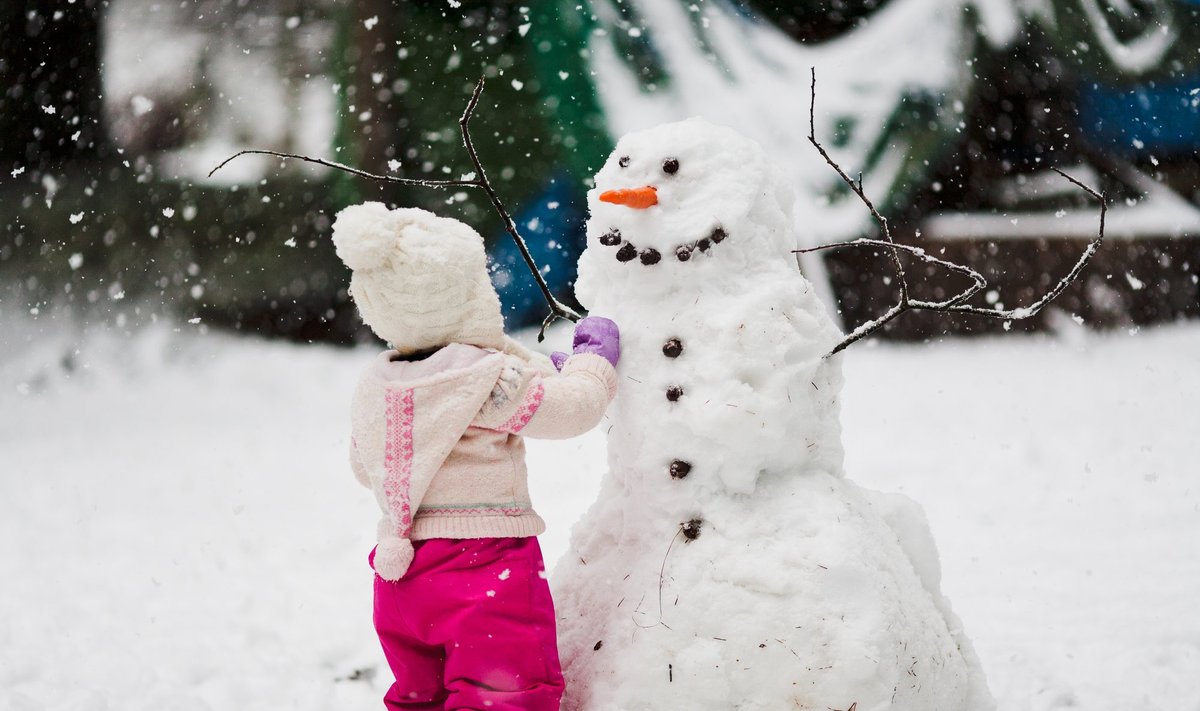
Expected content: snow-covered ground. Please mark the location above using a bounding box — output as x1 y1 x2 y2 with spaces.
1 316 1197 711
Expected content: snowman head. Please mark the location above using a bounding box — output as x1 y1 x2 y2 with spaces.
577 118 800 304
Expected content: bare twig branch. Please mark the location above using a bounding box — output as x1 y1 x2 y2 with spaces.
798 238 987 354
805 68 1107 357
632 526 684 631
456 78 583 337
206 149 480 188
808 69 909 307
208 76 582 340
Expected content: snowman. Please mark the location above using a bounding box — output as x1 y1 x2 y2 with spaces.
551 118 993 710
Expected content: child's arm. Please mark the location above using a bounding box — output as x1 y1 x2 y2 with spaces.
474 317 619 440
521 353 617 438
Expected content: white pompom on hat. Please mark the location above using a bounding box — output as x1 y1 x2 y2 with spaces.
330 201 395 271
332 202 506 355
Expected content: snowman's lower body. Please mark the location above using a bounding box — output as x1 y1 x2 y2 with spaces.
552 471 992 711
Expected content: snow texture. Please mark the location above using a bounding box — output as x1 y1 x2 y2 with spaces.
553 119 991 710
1 309 1198 710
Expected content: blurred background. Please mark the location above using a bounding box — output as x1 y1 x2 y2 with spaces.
3 0 1198 344
4 5 1200 710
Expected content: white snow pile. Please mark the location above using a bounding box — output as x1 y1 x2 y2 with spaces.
554 119 991 710
1 311 1199 710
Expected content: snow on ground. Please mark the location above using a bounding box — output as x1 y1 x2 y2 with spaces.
1 316 1198 710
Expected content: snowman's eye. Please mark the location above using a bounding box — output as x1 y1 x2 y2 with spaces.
618 156 630 168
662 158 679 175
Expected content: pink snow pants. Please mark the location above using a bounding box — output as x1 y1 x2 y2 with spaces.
370 537 564 711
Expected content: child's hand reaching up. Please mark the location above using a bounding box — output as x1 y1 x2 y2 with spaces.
552 316 620 370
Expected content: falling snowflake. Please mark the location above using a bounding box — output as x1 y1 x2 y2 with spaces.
131 95 154 116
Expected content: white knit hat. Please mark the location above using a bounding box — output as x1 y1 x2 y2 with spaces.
331 202 506 355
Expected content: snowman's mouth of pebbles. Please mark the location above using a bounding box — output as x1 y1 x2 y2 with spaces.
599 226 728 266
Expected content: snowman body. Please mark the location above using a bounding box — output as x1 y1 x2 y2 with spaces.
553 119 991 710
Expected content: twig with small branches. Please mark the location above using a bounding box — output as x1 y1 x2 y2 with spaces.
632 524 686 631
801 68 1107 357
208 76 582 340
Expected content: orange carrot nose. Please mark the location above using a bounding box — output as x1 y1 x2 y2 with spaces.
599 186 658 209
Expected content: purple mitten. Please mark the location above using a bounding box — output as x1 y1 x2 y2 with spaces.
571 316 620 367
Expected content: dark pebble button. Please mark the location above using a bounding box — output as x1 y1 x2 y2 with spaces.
682 518 703 540
600 229 622 246
710 227 727 243
666 385 683 402
616 243 638 262
675 246 692 262
640 248 661 265
669 460 691 479
662 338 683 358
697 238 712 252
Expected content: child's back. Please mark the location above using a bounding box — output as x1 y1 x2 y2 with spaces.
331 203 619 710
349 341 616 576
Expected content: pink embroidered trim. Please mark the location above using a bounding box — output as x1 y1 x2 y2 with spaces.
498 379 544 433
383 389 416 536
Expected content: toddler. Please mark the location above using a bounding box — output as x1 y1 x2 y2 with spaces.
331 203 619 710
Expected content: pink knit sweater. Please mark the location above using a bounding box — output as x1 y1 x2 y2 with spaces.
349 344 616 578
